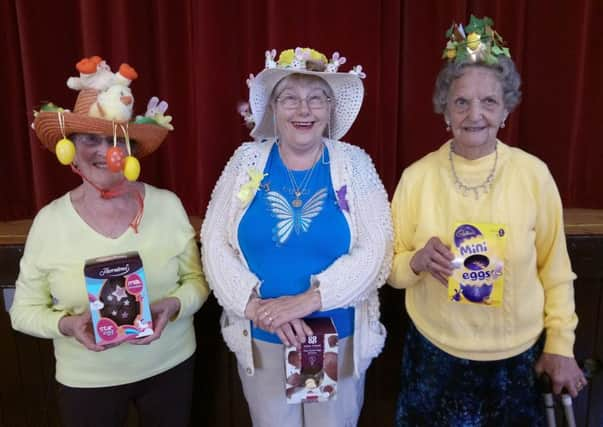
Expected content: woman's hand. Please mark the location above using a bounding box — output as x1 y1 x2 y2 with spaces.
59 312 105 352
274 319 314 348
410 237 454 286
131 297 181 345
244 294 265 323
534 352 587 397
255 289 322 331
244 294 313 347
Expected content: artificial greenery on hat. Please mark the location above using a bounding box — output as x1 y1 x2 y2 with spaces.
442 15 511 64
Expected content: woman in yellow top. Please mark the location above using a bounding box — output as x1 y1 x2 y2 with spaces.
389 16 586 426
10 56 208 427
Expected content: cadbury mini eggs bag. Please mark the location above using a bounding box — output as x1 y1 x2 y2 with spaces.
448 223 507 306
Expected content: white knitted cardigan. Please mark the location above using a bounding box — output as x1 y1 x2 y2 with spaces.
201 138 393 378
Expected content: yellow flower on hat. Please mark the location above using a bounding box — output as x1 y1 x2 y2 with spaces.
306 48 328 64
466 32 481 50
277 48 328 67
278 49 296 66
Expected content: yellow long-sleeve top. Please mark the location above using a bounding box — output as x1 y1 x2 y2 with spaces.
10 184 209 387
389 140 577 361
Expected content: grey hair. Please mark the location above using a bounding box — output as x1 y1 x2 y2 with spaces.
432 56 522 114
270 73 334 102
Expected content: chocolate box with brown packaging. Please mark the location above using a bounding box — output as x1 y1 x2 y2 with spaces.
85 251 153 345
285 317 338 403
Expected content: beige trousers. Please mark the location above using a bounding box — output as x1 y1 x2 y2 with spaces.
238 337 365 427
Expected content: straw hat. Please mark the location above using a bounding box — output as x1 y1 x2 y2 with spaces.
32 56 173 159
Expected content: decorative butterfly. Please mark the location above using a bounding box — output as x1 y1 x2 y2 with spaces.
335 185 349 212
266 188 327 244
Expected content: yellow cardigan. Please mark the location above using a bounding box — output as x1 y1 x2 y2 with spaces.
389 140 577 360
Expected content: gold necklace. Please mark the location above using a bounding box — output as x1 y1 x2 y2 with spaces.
449 141 498 200
279 142 323 208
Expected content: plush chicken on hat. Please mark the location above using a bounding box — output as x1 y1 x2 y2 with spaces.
32 56 174 181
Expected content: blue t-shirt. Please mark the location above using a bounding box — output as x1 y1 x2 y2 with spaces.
238 143 354 343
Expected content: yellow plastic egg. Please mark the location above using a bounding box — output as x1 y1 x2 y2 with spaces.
466 32 481 50
55 138 75 165
445 41 457 60
123 156 141 181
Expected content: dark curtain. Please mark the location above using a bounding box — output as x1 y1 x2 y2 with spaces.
2 0 602 221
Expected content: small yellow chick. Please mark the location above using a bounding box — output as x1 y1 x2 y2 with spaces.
89 85 134 122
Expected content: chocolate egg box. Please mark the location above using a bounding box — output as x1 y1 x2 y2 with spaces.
84 251 153 345
285 317 338 404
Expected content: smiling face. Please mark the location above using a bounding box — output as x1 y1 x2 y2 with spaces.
72 133 128 188
272 75 332 152
445 66 507 159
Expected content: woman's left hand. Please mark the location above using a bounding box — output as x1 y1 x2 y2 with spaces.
534 352 587 397
256 289 322 331
274 319 314 348
130 297 181 345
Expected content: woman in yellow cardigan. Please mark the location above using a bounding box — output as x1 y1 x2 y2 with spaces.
389 16 585 426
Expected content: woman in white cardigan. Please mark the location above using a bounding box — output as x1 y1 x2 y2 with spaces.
201 47 392 427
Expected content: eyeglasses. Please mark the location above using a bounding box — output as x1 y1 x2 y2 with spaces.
276 94 331 110
72 133 128 148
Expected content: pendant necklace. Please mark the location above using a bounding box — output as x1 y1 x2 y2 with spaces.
279 142 323 208
449 141 498 200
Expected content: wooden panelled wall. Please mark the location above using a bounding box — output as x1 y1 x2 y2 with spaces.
1 212 602 427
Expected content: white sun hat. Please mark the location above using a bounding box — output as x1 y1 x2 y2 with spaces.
247 47 366 141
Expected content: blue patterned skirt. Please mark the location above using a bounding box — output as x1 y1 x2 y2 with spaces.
395 322 545 427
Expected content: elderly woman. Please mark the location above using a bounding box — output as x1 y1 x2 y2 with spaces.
10 57 209 427
201 47 392 426
389 16 586 426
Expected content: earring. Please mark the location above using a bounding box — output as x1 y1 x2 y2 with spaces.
323 116 331 165
501 114 508 129
445 120 451 132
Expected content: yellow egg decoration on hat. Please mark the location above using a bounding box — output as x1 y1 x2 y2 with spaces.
55 138 76 165
466 32 481 50
123 156 140 181
444 41 457 60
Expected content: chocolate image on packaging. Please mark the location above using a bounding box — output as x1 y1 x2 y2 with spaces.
321 384 335 397
99 277 139 326
328 335 338 348
287 373 303 387
288 350 301 369
285 317 338 404
323 351 338 381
